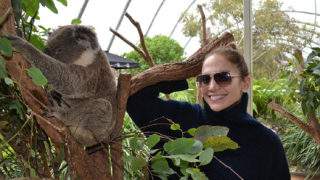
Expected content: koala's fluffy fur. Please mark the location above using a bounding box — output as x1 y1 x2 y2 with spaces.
5 25 117 147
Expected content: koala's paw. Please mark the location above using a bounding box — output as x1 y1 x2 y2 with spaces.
43 101 65 120
1 34 28 53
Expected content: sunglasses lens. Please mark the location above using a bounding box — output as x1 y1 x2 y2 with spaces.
197 75 211 87
214 72 232 86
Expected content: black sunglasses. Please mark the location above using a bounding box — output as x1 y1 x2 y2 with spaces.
196 72 242 88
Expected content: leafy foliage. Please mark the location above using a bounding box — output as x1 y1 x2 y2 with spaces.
122 118 239 180
0 0 71 179
275 48 320 176
124 35 186 76
180 0 316 80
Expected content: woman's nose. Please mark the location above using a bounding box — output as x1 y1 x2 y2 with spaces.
207 78 220 91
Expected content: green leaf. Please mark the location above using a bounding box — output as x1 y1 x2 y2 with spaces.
199 148 213 166
170 123 180 130
54 146 65 164
158 175 168 180
57 0 68 6
0 37 12 57
9 101 23 118
129 135 139 150
4 77 13 85
30 149 36 158
121 155 136 162
288 78 298 87
164 138 195 155
0 56 8 79
131 157 147 172
180 167 190 177
203 136 240 152
307 50 317 62
308 91 314 101
186 140 203 154
294 52 302 64
151 157 175 175
39 0 46 6
318 106 320 117
45 0 58 14
0 121 8 127
29 34 46 51
71 19 82 25
194 126 229 143
313 69 320 76
21 0 39 17
0 7 11 26
165 154 200 163
27 68 48 86
188 128 196 136
147 134 160 149
30 168 39 178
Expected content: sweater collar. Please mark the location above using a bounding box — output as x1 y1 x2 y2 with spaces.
204 93 256 126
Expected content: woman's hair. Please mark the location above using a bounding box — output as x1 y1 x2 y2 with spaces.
203 43 249 77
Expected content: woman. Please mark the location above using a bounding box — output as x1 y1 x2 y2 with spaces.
126 44 290 179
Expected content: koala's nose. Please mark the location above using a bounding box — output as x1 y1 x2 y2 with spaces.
43 48 51 56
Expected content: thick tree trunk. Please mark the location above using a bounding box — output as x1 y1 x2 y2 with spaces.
1 1 112 179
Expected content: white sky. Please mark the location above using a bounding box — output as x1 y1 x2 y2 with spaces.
35 0 319 57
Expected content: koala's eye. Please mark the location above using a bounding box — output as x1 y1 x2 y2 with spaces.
55 49 63 55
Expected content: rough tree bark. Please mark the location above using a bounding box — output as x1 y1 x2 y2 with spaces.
1 1 113 180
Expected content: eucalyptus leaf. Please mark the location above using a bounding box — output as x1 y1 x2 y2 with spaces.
21 0 39 17
170 123 180 130
199 148 214 166
0 7 11 26
188 128 196 136
0 56 8 79
0 37 12 57
45 0 58 14
4 77 14 85
26 68 48 86
186 140 203 154
164 154 200 163
30 168 39 178
164 138 195 155
29 34 46 51
203 136 240 152
57 0 68 6
129 135 139 150
54 146 65 164
9 101 23 118
131 157 147 172
71 19 82 25
194 126 229 143
147 134 160 149
151 157 175 175
0 121 8 127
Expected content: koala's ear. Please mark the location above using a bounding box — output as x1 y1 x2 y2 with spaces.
73 25 99 51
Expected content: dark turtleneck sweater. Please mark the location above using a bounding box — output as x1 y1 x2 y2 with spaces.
126 80 290 180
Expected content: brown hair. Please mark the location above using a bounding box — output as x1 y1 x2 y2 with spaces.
203 43 249 77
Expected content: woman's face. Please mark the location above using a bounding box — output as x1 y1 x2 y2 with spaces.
200 54 250 112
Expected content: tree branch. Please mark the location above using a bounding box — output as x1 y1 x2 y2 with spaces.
268 102 320 146
125 12 155 67
129 31 234 96
198 4 207 47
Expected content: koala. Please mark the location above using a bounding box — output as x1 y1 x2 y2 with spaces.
4 25 117 147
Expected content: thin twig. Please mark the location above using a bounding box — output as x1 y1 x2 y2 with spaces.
125 12 155 67
213 156 244 180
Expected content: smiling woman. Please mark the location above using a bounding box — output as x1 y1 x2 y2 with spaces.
126 42 291 180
